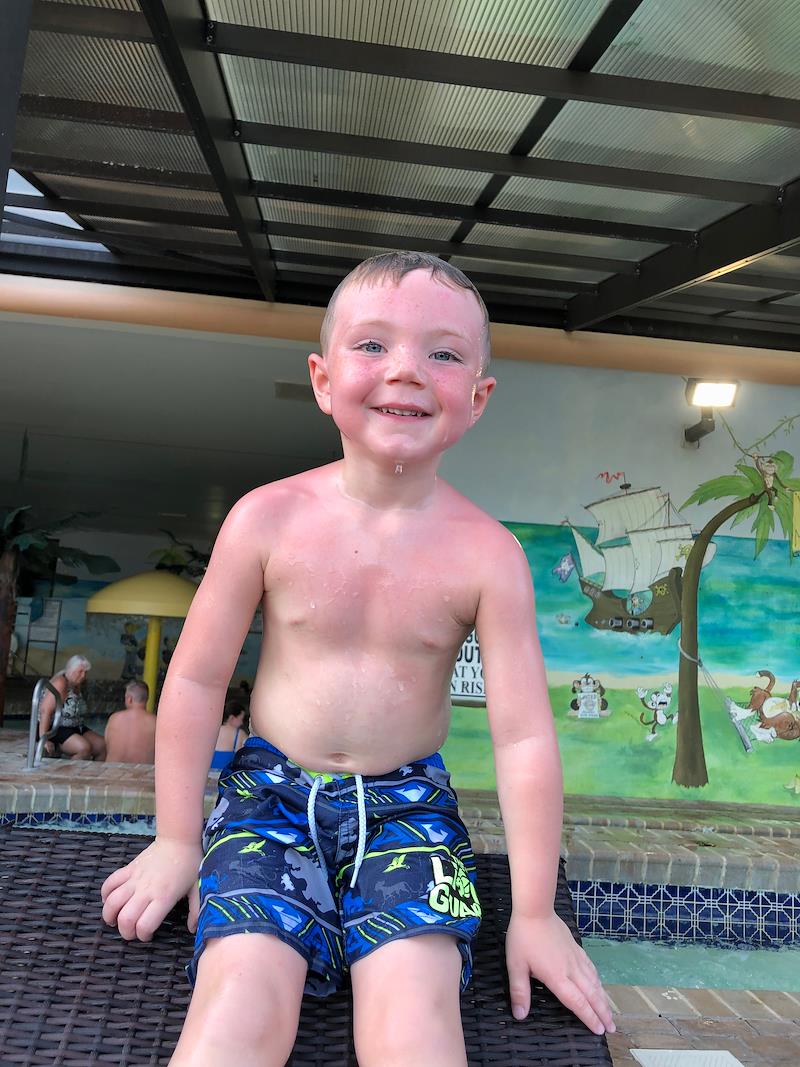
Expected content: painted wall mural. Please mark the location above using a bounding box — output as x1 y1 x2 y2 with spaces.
444 445 800 808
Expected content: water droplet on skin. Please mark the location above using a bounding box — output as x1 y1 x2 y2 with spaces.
395 463 403 475
310 601 316 609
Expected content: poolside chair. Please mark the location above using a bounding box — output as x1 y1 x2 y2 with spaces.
0 828 612 1066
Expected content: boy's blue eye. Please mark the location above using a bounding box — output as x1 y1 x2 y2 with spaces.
430 350 461 363
359 340 384 354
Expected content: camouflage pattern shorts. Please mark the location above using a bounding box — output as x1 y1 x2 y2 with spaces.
190 735 481 995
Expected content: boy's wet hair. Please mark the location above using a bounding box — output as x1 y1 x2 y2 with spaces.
320 251 491 370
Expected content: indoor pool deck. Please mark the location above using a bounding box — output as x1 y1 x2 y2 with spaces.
1 729 799 1065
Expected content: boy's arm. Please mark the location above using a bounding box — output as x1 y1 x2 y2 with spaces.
101 494 267 941
475 528 614 1036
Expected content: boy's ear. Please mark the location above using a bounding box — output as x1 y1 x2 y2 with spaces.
308 352 332 415
470 375 496 425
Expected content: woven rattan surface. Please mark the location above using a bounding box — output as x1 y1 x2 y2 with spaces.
0 828 611 1066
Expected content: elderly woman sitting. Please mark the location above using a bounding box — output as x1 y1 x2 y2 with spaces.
40 654 106 760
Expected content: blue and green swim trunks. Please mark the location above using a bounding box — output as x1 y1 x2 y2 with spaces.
190 736 481 996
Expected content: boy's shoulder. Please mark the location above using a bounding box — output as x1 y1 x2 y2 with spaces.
228 465 333 525
439 482 527 561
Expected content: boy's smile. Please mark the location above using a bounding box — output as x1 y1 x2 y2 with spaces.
308 271 495 476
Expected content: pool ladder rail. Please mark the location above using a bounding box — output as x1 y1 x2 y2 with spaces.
26 678 63 769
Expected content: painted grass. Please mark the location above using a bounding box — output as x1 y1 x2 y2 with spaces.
443 686 800 806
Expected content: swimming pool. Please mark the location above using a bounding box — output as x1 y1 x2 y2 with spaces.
585 936 800 991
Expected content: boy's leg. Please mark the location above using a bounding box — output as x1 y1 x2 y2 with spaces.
170 932 308 1067
350 933 467 1067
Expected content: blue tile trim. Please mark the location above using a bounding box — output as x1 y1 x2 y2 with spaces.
0 812 155 833
569 879 800 948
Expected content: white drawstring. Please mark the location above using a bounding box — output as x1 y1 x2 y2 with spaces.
305 771 367 890
306 774 325 872
350 773 366 889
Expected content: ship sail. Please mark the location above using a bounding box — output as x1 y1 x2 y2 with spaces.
571 505 717 595
585 488 666 545
572 527 605 579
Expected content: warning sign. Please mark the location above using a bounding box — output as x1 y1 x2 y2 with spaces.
450 630 485 706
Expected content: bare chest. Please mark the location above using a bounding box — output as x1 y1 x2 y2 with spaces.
264 532 477 651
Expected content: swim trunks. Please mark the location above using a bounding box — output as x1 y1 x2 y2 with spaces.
190 736 481 996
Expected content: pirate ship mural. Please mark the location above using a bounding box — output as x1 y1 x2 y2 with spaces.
567 481 715 636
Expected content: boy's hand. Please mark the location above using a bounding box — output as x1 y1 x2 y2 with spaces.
100 837 202 942
506 910 615 1036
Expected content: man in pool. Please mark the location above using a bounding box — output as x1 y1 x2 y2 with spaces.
101 251 614 1066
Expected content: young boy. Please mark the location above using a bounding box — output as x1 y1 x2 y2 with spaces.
101 252 614 1066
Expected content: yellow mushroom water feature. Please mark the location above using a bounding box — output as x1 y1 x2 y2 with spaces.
86 571 197 711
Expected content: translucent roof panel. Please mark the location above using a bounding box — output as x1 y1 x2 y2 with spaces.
465 223 663 262
491 177 738 231
268 236 398 261
221 56 538 154
3 170 110 252
743 253 800 280
244 145 491 203
23 33 182 111
207 0 606 64
530 101 800 187
447 256 610 285
13 116 209 175
38 176 227 216
596 0 800 99
692 280 790 302
259 200 460 241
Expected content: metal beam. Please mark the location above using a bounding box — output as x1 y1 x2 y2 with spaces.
3 211 246 259
18 94 191 134
31 0 151 41
264 220 632 274
16 92 692 244
240 121 773 204
566 179 800 329
0 240 262 297
1 0 34 221
616 309 800 350
140 0 275 300
5 191 234 231
209 22 800 130
254 180 691 245
11 150 217 190
449 1 645 247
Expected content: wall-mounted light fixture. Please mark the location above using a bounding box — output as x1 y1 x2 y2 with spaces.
684 379 739 444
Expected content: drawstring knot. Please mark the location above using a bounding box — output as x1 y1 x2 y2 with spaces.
306 772 367 890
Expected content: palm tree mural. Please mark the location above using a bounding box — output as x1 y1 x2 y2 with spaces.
673 447 800 787
0 507 118 723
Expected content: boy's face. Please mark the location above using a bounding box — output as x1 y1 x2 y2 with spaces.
308 272 495 469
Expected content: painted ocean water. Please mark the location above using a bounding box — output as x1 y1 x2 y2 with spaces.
509 523 798 685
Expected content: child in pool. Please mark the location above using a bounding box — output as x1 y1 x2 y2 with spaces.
101 251 614 1066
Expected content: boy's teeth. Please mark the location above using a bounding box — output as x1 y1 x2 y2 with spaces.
379 407 422 416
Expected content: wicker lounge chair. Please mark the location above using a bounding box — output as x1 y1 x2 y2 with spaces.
0 828 612 1066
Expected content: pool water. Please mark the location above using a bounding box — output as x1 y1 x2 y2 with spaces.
585 936 800 991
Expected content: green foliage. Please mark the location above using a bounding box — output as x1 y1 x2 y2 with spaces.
681 474 754 509
683 452 800 559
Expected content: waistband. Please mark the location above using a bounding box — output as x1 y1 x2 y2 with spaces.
243 734 445 777
241 736 445 889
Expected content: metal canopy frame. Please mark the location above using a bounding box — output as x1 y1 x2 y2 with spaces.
4 0 800 352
